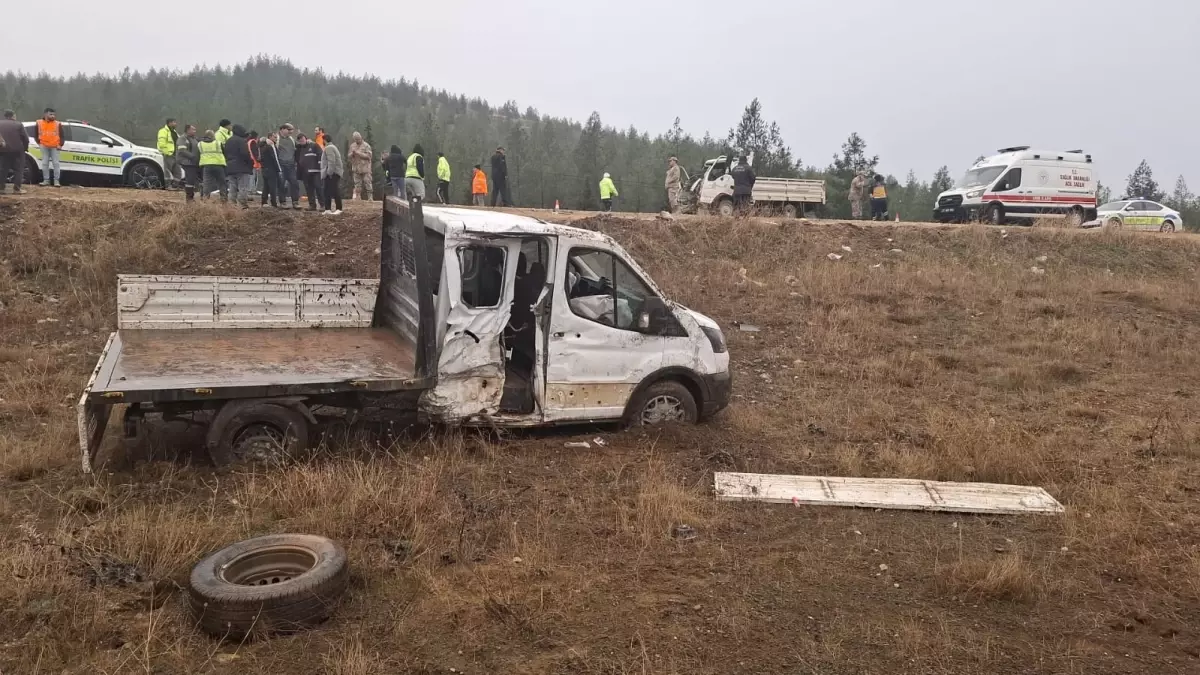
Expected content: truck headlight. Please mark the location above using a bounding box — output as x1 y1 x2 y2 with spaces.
966 189 984 199
701 326 727 354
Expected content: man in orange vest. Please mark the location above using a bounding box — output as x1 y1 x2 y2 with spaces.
315 126 326 149
35 108 64 187
471 164 488 206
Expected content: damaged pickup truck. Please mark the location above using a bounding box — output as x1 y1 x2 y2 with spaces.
77 198 732 472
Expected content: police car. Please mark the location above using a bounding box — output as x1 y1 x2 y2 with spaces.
1094 199 1182 232
17 119 166 188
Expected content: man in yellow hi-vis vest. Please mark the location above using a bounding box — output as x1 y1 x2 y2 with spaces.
405 144 426 201
197 130 227 202
436 152 451 204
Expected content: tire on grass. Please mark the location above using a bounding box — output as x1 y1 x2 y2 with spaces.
624 379 698 428
188 533 348 640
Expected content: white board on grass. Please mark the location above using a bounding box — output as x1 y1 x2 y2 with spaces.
713 472 1063 515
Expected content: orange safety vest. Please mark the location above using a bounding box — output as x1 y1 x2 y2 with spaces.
37 119 62 148
315 134 326 149
248 138 261 169
472 168 488 195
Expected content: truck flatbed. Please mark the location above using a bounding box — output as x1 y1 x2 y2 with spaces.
88 327 426 403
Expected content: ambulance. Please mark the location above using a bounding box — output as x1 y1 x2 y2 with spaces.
933 147 1097 225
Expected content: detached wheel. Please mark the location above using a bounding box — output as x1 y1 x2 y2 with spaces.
1160 221 1176 233
125 161 163 189
206 400 310 466
715 198 734 217
1106 217 1122 229
188 534 349 639
782 203 799 219
625 380 698 427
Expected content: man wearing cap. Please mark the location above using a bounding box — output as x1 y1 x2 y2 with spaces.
849 170 866 220
665 156 683 213
276 124 301 210
0 109 30 194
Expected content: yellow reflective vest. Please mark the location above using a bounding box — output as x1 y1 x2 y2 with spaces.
599 176 618 199
406 152 423 179
157 126 176 156
198 139 226 167
437 156 451 181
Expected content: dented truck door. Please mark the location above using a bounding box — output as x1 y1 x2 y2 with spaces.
420 235 520 420
542 238 668 422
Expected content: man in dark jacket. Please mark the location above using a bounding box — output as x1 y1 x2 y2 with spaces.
223 124 253 208
385 145 406 197
258 131 284 208
0 109 30 194
490 146 511 207
175 124 201 202
277 124 301 210
296 134 323 211
730 155 756 216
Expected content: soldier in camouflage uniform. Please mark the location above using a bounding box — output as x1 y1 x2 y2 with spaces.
348 131 374 200
849 170 866 219
665 156 683 213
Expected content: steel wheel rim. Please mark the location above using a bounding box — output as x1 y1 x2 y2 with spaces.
220 546 317 586
232 423 289 462
1161 222 1175 233
641 394 685 425
1108 218 1122 229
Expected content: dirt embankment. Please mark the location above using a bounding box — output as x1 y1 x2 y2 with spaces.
1 195 1199 674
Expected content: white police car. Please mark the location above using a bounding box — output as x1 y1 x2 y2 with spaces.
17 120 166 188
1094 199 1182 233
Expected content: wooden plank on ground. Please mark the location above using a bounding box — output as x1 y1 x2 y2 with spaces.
713 472 1063 515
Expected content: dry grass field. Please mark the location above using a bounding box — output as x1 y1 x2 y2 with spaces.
0 190 1198 674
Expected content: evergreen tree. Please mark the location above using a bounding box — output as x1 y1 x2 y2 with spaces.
574 112 603 210
1167 175 1194 210
930 165 954 195
825 133 880 218
1123 160 1163 201
725 98 798 177
1096 181 1112 206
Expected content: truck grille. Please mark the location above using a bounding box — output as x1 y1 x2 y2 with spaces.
939 195 963 208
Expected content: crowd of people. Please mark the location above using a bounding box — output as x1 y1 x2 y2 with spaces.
153 117 520 214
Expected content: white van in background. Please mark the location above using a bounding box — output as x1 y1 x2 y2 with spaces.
933 147 1096 225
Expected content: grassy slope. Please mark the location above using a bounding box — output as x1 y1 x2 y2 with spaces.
0 197 1198 674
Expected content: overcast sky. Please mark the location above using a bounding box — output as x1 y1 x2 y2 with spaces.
8 0 1199 193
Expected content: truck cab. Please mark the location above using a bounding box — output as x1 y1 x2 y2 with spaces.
934 147 1097 225
79 198 731 471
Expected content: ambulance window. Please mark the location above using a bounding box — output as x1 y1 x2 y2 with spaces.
993 168 1021 192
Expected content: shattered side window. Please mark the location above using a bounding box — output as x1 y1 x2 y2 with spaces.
459 245 506 308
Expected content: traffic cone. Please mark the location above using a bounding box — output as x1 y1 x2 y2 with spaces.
553 200 560 212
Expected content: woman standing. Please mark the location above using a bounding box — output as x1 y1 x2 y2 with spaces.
320 134 344 215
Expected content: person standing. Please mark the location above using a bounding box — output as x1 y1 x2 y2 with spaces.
849 170 866 219
258 132 284 208
599 172 619 212
348 131 374 201
215 119 233 146
490 146 511 207
246 131 261 195
35 108 64 187
276 124 301 210
435 151 451 204
385 145 406 198
405 143 426 202
314 127 326 149
730 155 756 216
870 174 888 221
198 130 227 202
175 124 201 202
223 125 253 208
297 134 324 211
471 164 488 206
157 118 180 187
0 109 30 194
320 134 344 215
665 156 683 213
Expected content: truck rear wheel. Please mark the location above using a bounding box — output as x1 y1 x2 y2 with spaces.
206 400 310 466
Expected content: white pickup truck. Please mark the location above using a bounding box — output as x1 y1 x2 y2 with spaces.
690 154 826 218
77 198 733 472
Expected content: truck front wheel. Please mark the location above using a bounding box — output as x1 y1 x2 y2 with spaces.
625 380 698 427
715 198 734 218
206 400 310 466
